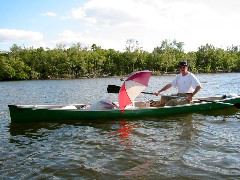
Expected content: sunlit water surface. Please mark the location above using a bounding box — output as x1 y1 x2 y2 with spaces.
0 73 240 179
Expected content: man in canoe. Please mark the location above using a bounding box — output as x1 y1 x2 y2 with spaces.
152 60 201 106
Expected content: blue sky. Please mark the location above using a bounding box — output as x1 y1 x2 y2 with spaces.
1 0 240 52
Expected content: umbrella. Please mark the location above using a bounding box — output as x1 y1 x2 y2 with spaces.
118 70 152 111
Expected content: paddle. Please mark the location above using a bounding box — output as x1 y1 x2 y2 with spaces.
107 85 154 95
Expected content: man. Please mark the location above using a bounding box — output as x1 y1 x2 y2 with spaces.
153 61 201 106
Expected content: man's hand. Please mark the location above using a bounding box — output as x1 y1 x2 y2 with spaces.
186 94 193 102
153 92 160 96
154 92 162 96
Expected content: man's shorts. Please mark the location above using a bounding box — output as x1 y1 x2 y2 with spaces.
150 94 191 107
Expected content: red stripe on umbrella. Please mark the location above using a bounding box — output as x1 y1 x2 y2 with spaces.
119 70 152 111
119 82 132 111
126 70 151 86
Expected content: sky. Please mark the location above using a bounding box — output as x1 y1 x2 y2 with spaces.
1 0 240 52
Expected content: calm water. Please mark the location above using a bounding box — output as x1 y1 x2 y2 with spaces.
0 73 240 179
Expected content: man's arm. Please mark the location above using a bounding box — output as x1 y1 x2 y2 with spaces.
154 83 172 96
187 85 201 102
192 85 201 97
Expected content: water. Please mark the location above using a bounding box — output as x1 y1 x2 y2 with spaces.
0 73 240 179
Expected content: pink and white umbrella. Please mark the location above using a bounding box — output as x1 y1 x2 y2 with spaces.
118 70 152 111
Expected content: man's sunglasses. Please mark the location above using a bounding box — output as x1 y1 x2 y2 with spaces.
179 66 187 68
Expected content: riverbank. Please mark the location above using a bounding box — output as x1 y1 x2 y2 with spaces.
1 71 239 82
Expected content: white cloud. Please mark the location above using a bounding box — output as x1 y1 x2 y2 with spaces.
0 29 45 50
0 29 43 42
55 30 84 44
41 11 57 17
66 0 240 51
54 30 104 48
3 0 240 52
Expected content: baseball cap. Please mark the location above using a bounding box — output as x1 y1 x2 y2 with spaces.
179 61 188 67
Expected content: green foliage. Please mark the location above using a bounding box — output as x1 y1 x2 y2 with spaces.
0 56 15 80
152 39 185 73
1 40 240 81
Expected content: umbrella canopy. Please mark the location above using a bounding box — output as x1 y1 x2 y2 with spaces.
118 70 152 111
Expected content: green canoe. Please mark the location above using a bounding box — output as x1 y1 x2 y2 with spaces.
8 95 240 123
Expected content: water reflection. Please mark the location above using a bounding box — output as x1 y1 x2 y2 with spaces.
6 113 240 178
110 120 139 147
9 122 59 136
2 74 240 178
182 113 240 177
116 121 134 139
109 115 198 177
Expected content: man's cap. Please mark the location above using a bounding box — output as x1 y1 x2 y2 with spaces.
179 61 188 66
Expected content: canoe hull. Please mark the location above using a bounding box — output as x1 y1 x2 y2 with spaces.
8 96 240 122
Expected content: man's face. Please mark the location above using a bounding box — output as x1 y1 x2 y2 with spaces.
180 65 188 73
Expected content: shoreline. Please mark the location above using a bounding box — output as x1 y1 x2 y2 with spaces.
0 71 239 82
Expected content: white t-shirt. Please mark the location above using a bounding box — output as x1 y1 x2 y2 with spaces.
171 72 201 93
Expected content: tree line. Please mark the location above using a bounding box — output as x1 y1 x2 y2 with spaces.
1 40 240 81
